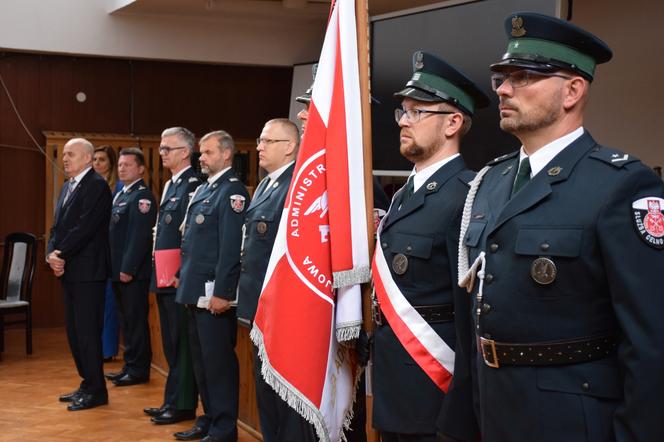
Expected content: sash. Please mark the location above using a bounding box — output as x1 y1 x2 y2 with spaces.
372 224 455 392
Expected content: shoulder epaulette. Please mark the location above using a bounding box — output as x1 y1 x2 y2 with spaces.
588 146 639 169
486 151 519 166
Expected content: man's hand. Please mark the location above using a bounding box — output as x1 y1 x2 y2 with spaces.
208 296 231 315
119 272 133 283
168 276 180 288
47 250 65 275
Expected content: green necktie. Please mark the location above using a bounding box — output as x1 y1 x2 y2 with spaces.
399 176 414 209
512 157 531 196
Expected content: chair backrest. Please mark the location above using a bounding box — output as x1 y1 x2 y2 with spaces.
1 232 37 303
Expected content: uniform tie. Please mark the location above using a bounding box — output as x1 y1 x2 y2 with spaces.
398 175 414 210
512 157 531 196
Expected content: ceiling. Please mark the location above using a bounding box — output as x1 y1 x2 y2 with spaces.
112 0 446 22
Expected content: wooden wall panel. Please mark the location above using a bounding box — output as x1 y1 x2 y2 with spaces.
0 51 292 329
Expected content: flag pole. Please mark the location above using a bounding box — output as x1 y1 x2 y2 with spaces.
355 0 380 440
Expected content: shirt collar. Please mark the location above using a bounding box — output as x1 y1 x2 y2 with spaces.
409 153 460 192
267 161 295 182
71 166 92 185
207 166 231 185
122 178 142 193
171 166 192 184
519 127 584 177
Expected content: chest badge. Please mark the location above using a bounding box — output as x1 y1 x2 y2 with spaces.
195 214 205 225
256 221 268 234
632 197 664 249
164 214 172 224
530 257 557 285
392 253 409 275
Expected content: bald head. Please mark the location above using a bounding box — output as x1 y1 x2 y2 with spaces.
63 138 94 178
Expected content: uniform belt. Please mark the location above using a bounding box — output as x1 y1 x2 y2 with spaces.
478 333 619 369
373 303 454 327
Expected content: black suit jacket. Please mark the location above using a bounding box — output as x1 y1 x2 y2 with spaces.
372 155 474 434
47 168 112 282
150 168 201 293
176 169 248 305
456 131 664 441
109 179 157 281
236 163 294 322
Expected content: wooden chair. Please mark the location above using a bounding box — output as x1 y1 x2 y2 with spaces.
0 232 37 356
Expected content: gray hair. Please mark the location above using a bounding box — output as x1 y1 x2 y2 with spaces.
200 130 235 155
66 137 94 156
161 127 196 151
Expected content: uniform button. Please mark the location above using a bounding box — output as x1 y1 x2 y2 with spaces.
484 274 494 283
241 266 246 272
481 303 492 314
382 242 387 248
406 245 412 252
489 243 499 252
540 243 550 251
581 382 590 391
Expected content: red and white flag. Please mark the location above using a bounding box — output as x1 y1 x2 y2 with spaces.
250 0 370 441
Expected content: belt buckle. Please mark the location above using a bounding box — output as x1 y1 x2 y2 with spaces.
371 294 383 326
479 337 500 368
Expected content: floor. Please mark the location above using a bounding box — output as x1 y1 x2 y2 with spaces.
0 327 257 442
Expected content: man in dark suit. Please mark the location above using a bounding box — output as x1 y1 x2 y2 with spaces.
237 119 317 442
143 127 200 424
174 131 248 442
47 137 112 411
370 52 488 441
448 12 664 442
106 147 157 387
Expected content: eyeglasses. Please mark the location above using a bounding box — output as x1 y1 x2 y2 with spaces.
159 146 187 154
256 138 289 146
491 69 573 91
394 108 455 124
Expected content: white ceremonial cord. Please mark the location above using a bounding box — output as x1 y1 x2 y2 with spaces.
458 166 491 293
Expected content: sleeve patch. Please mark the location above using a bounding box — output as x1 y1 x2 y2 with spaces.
632 197 664 249
138 198 152 214
230 194 246 213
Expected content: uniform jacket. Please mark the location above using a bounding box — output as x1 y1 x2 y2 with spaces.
47 168 111 282
176 169 248 305
236 163 294 322
372 155 474 434
150 168 201 293
109 179 157 281
460 131 664 442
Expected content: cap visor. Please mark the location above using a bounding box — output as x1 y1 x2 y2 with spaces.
489 58 557 72
393 86 440 102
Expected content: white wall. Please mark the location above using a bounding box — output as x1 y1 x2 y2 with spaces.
0 0 325 66
574 0 664 169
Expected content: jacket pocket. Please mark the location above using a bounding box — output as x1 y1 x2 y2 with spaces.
515 226 583 257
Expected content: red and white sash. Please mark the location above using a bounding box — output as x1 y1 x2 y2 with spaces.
372 225 455 392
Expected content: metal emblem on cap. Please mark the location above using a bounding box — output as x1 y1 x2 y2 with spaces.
195 214 205 225
256 221 268 234
426 181 437 191
547 166 563 176
511 16 526 37
414 52 424 70
164 214 172 224
531 257 557 285
392 253 409 275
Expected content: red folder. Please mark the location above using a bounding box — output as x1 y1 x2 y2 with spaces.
154 248 181 288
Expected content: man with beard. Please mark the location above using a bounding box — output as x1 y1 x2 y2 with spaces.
448 12 664 441
174 131 248 442
370 51 488 442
